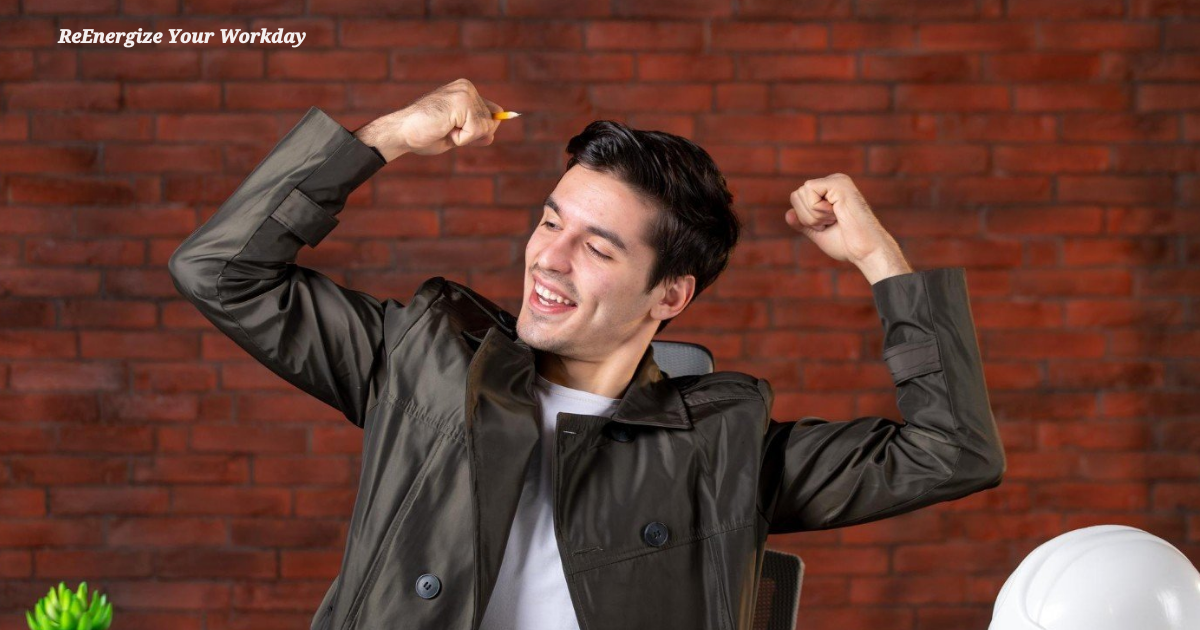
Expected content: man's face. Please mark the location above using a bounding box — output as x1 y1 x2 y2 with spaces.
516 164 664 360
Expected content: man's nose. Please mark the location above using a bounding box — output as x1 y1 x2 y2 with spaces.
536 235 573 274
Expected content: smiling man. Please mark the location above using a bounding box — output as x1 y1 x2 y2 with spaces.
168 79 1006 630
523 155 715 400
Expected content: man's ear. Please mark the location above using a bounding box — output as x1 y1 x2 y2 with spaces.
652 274 696 323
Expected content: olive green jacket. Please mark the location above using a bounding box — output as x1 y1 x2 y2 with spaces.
168 107 1006 630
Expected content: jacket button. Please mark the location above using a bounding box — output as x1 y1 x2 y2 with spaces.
643 521 669 547
603 421 635 443
415 573 441 599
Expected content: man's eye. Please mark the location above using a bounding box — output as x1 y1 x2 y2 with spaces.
540 221 609 259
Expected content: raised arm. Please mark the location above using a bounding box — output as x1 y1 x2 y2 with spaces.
167 106 389 428
756 174 1005 533
168 80 508 429
757 266 1006 533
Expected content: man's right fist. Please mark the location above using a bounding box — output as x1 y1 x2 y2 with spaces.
353 78 505 162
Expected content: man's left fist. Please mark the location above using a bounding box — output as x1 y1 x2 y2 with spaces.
785 173 902 268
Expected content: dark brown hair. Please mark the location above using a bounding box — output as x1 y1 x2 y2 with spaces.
565 121 741 333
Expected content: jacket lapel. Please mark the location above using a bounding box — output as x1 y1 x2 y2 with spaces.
608 341 693 430
463 325 539 626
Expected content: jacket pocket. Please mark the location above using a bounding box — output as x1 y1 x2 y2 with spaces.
704 536 736 630
340 430 449 630
573 536 729 630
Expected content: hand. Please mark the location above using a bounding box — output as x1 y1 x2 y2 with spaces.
784 173 906 269
353 78 505 161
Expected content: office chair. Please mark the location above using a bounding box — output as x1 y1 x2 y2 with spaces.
650 340 805 630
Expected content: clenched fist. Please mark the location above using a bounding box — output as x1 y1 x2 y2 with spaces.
353 78 505 162
785 173 912 283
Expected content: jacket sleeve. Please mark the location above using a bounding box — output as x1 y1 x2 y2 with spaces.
757 266 1006 533
167 106 389 429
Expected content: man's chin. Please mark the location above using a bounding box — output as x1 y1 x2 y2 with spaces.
516 320 568 353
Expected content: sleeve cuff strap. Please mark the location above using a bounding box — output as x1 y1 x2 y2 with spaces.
270 188 339 247
882 334 943 385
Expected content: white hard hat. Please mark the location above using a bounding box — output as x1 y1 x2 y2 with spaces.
990 524 1200 630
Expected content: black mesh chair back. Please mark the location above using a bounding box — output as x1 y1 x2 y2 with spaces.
649 339 715 376
649 340 804 630
751 549 803 630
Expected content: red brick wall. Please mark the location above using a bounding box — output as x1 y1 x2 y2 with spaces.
3 1 1199 628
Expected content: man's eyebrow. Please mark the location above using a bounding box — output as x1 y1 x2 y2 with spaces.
543 195 629 254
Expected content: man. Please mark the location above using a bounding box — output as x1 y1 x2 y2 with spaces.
168 78 1005 630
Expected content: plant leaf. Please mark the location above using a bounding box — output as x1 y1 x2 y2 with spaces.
68 597 83 619
39 599 56 622
32 604 53 630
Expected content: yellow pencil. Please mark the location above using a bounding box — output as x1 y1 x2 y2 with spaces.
492 111 521 120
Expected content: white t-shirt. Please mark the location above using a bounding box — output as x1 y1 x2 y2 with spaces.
478 373 621 630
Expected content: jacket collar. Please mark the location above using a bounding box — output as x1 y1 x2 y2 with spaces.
462 324 693 430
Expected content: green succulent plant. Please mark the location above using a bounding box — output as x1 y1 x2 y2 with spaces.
25 581 112 630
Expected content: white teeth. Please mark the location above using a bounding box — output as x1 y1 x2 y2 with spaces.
535 282 575 306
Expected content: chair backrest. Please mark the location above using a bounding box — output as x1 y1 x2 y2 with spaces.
649 340 804 630
649 340 714 378
754 550 804 630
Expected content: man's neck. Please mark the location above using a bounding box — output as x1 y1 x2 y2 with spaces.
534 345 646 400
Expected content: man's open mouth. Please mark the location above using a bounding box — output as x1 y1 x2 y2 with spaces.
529 281 577 313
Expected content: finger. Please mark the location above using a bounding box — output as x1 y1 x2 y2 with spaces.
805 185 836 226
797 190 827 226
796 184 825 216
805 187 840 225
794 184 824 213
786 209 814 235
475 96 501 141
465 133 495 147
803 175 836 200
789 187 819 224
813 202 836 227
482 98 504 114
795 204 823 228
787 207 831 234
456 103 491 146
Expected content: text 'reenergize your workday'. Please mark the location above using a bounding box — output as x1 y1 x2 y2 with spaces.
58 28 308 48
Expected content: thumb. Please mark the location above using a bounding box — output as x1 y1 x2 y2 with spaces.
784 208 799 230
455 108 489 147
785 209 818 241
